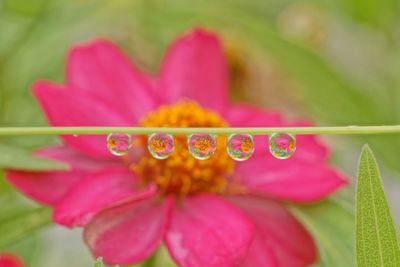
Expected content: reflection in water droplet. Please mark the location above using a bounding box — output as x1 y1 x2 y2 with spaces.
106 133 132 156
227 134 254 161
188 134 217 160
269 133 296 159
148 133 174 159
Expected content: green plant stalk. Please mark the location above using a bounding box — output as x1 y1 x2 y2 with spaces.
0 125 399 136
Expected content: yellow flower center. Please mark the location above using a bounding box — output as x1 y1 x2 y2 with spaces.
289 139 296 150
149 138 166 153
194 137 213 153
132 100 234 196
240 138 253 153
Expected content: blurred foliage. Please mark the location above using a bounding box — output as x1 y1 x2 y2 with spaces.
319 0 399 30
0 206 51 248
0 0 400 266
92 258 104 267
290 199 355 266
0 142 69 170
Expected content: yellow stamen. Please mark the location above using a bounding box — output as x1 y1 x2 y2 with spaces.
194 137 213 153
150 138 166 152
135 100 234 195
240 138 253 153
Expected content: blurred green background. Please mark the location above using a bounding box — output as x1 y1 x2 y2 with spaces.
0 0 399 266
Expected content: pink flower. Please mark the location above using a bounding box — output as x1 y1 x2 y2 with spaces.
0 253 24 267
6 28 348 266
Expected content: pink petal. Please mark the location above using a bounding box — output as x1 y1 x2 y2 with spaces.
159 28 228 114
228 104 348 201
33 81 132 158
287 120 329 162
6 146 112 205
67 39 158 121
229 196 317 267
240 234 278 267
237 159 348 202
0 253 25 267
227 104 284 126
53 167 153 227
165 194 254 267
227 104 328 162
84 197 173 265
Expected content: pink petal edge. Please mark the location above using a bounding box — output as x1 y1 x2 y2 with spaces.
53 167 151 228
237 159 349 202
67 39 159 121
32 81 132 158
229 195 317 267
165 194 254 267
6 146 113 205
84 196 173 265
159 28 229 114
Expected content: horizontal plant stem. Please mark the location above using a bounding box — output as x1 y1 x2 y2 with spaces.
0 126 400 136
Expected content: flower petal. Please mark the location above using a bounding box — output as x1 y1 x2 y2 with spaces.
84 197 173 265
53 167 153 227
159 28 228 113
227 104 283 126
165 194 254 267
237 159 348 202
67 39 158 121
229 196 317 267
240 234 278 267
33 81 133 158
6 146 111 205
0 253 25 267
227 104 328 162
228 104 348 201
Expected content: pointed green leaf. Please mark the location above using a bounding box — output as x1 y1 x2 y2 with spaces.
0 206 52 248
356 145 400 266
289 199 355 266
0 142 69 171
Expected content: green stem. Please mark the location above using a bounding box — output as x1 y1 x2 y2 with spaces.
0 125 399 136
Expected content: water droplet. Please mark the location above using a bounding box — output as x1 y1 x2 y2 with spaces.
227 134 254 161
188 134 217 160
106 133 132 156
72 134 79 137
269 133 296 159
148 133 174 159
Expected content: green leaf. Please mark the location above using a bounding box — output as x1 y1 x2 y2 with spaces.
0 142 69 171
289 199 355 266
2 0 49 17
0 206 52 248
131 245 177 267
356 145 400 266
151 245 178 267
92 257 104 267
320 0 399 30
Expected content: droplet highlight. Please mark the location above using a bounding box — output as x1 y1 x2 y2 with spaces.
188 134 217 160
227 134 254 161
106 133 132 156
148 133 174 159
269 133 296 159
